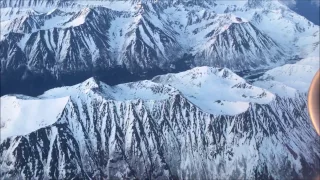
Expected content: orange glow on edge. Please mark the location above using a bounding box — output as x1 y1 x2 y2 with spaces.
308 70 320 135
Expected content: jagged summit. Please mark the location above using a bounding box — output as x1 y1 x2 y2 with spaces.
80 77 101 89
152 66 275 115
194 22 285 70
0 0 319 179
1 63 319 179
1 0 319 96
3 66 274 116
40 75 179 102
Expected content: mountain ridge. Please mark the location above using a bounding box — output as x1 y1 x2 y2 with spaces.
1 0 319 96
1 2 319 179
1 64 319 179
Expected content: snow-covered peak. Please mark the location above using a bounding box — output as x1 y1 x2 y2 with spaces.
1 0 318 72
46 8 67 16
253 57 320 97
38 66 277 115
1 0 319 98
80 77 101 90
152 66 275 115
37 77 100 99
40 77 179 102
63 7 94 27
24 8 41 15
156 66 246 84
100 80 179 101
296 56 320 66
0 95 69 141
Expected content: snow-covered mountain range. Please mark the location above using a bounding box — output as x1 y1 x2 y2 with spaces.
1 0 319 179
1 0 319 95
1 57 319 179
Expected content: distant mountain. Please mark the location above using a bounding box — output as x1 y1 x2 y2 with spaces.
1 59 319 179
1 1 319 179
280 0 320 25
1 0 319 96
253 57 320 97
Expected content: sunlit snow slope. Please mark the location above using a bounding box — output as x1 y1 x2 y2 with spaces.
0 0 319 179
1 0 319 96
0 96 69 141
1 66 319 179
253 57 320 97
152 67 274 115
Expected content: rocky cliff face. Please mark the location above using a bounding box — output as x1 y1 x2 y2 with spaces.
1 0 319 96
1 63 319 179
1 1 319 179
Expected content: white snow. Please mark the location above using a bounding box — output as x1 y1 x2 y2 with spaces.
152 66 275 115
1 0 319 132
74 0 134 12
63 8 91 27
40 77 178 102
253 57 320 97
58 29 71 62
0 7 41 21
138 25 154 48
38 67 275 116
0 1 319 178
108 16 132 55
0 95 69 142
42 13 74 30
103 81 178 101
0 0 318 63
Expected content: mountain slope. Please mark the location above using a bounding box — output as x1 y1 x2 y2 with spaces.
194 22 285 69
253 57 320 98
0 95 69 141
1 66 319 179
152 66 275 115
1 0 319 95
